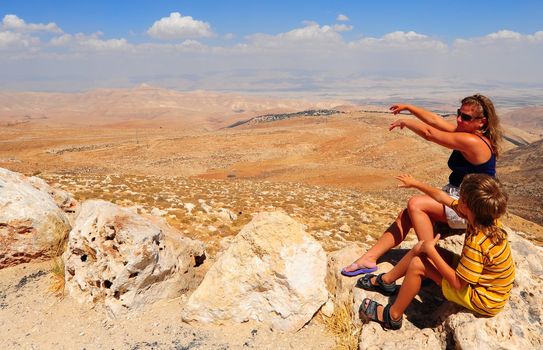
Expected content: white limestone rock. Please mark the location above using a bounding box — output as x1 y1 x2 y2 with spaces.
326 244 367 308
0 168 71 268
215 208 238 223
184 203 195 215
181 211 328 332
27 175 78 214
339 223 351 233
63 200 206 317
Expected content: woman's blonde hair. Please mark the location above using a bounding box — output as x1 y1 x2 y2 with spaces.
461 94 503 157
459 173 508 244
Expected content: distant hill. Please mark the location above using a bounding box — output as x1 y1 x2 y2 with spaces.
501 106 543 136
499 139 543 225
226 109 343 128
0 86 347 129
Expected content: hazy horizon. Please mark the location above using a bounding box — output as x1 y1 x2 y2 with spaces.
1 1 542 106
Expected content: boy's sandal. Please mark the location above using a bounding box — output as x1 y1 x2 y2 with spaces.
356 273 397 296
359 298 403 330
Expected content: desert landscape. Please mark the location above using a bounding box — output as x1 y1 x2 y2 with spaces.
1 87 542 349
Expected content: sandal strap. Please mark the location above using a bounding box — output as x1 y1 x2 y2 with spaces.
383 304 402 330
375 273 397 294
356 274 377 289
360 298 380 322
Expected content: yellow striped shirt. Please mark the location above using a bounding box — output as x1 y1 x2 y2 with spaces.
455 222 515 316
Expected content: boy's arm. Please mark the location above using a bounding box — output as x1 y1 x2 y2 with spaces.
421 235 468 290
396 175 454 207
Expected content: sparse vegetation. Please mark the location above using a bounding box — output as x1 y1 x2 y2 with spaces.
41 173 406 254
49 256 65 298
321 303 361 350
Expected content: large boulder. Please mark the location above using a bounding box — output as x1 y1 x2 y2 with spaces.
181 211 329 332
0 168 71 269
63 200 206 317
356 229 543 349
27 176 78 215
326 244 367 308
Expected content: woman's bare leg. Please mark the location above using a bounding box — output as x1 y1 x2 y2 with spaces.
344 208 412 271
345 194 447 272
406 195 448 241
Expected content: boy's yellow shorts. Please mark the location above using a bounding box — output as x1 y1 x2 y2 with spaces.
441 253 478 313
441 278 477 312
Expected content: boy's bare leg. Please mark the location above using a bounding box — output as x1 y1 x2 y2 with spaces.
387 256 442 321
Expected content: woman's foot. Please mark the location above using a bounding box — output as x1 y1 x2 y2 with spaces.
341 260 377 276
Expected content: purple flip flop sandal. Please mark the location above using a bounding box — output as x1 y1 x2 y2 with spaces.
341 265 378 277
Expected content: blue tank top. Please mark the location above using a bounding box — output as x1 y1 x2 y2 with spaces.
447 135 496 187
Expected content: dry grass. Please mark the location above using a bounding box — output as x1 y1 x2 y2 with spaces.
321 303 361 350
49 234 68 298
49 256 65 298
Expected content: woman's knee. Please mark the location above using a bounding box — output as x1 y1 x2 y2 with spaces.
407 195 425 214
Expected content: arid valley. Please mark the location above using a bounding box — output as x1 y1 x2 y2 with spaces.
1 86 542 349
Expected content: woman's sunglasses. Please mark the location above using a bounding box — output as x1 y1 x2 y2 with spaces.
457 109 483 122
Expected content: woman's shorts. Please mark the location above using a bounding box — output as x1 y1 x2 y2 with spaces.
442 184 467 229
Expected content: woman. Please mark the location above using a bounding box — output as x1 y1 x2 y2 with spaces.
342 94 503 276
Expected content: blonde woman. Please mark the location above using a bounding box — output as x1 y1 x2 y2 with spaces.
342 94 503 276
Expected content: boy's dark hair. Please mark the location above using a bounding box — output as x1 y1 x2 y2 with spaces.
459 174 508 244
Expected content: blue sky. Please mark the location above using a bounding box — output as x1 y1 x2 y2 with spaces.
1 1 542 103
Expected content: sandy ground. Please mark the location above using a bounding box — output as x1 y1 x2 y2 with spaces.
0 260 335 350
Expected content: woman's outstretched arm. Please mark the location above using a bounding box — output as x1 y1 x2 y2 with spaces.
390 104 456 132
389 119 491 164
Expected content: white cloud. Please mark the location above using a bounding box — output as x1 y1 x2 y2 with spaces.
50 34 72 46
79 37 131 51
247 22 352 49
351 31 447 51
528 31 543 41
383 31 428 41
147 12 213 40
336 14 349 22
0 30 40 49
455 29 543 46
487 30 523 40
2 14 62 33
333 24 353 32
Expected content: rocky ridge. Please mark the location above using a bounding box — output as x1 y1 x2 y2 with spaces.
1 168 542 349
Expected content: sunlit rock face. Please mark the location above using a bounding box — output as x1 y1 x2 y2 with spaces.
0 168 71 269
182 211 329 332
63 199 205 317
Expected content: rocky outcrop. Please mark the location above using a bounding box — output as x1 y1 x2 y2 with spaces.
26 175 78 215
354 229 543 350
326 244 367 309
181 211 328 332
0 168 71 269
63 200 206 317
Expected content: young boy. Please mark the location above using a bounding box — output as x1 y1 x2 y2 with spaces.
358 173 515 330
